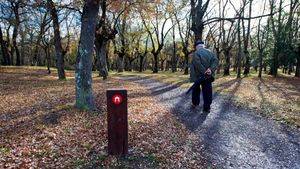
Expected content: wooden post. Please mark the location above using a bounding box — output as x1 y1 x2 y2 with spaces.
106 89 128 155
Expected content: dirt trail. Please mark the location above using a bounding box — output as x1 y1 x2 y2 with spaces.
120 76 300 169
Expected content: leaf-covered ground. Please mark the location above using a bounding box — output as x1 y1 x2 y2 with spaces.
112 71 300 127
0 67 208 168
214 75 300 127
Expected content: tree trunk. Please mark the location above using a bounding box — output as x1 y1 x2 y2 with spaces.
190 0 209 41
129 58 135 71
166 60 170 71
282 66 286 74
0 27 9 65
243 0 252 76
124 56 129 71
33 40 42 66
216 51 221 74
153 52 159 73
288 64 293 75
243 51 250 75
75 0 100 110
95 38 108 80
117 54 124 72
5 28 12 65
12 26 21 66
106 51 110 71
44 46 51 74
194 27 204 41
139 36 148 72
33 13 47 66
160 59 165 71
184 53 189 75
223 50 230 76
99 41 108 79
296 60 300 77
19 28 25 65
270 46 278 77
139 55 144 72
269 0 282 77
47 0 66 79
236 18 242 78
296 46 300 77
171 23 177 72
258 50 263 78
12 2 21 66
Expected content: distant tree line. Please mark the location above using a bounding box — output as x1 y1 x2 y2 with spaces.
0 0 299 79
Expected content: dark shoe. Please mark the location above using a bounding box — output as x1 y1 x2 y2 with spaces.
203 107 210 113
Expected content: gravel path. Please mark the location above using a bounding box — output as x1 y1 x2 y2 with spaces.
120 76 300 169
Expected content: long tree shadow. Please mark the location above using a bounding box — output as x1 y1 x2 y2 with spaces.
260 77 298 100
167 77 300 168
0 72 72 96
154 78 242 132
150 80 189 96
0 106 71 138
0 68 91 138
124 76 300 168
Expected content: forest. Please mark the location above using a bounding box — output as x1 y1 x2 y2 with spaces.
0 0 299 168
0 0 299 78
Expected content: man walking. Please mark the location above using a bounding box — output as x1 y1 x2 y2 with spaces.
190 40 219 112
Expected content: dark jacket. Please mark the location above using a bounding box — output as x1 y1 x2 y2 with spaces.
190 48 219 82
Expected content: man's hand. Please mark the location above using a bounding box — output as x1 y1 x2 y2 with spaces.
205 68 212 75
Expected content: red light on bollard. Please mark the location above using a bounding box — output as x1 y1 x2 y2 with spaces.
106 89 128 156
112 94 123 105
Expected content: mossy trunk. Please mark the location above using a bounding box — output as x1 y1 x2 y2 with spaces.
75 0 100 111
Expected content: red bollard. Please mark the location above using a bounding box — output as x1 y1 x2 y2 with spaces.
106 89 128 156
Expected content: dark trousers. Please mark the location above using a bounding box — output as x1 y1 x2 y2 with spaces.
192 81 212 109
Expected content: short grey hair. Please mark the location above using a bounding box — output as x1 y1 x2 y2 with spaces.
196 43 205 50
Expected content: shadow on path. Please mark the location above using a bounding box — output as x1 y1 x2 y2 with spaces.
119 76 300 169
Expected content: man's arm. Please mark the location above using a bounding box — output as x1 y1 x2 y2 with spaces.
210 53 219 73
190 55 197 82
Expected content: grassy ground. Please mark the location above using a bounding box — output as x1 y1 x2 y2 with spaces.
111 70 300 128
0 66 208 168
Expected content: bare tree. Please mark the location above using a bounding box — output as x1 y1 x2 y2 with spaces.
269 0 283 77
94 0 125 79
140 3 174 73
220 0 238 76
33 11 50 66
256 0 269 78
95 0 111 79
47 0 66 79
174 11 192 75
0 26 10 65
10 0 22 66
139 34 149 72
242 0 253 76
190 0 210 41
171 17 177 73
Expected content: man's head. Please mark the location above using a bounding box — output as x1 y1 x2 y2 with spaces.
194 40 205 50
